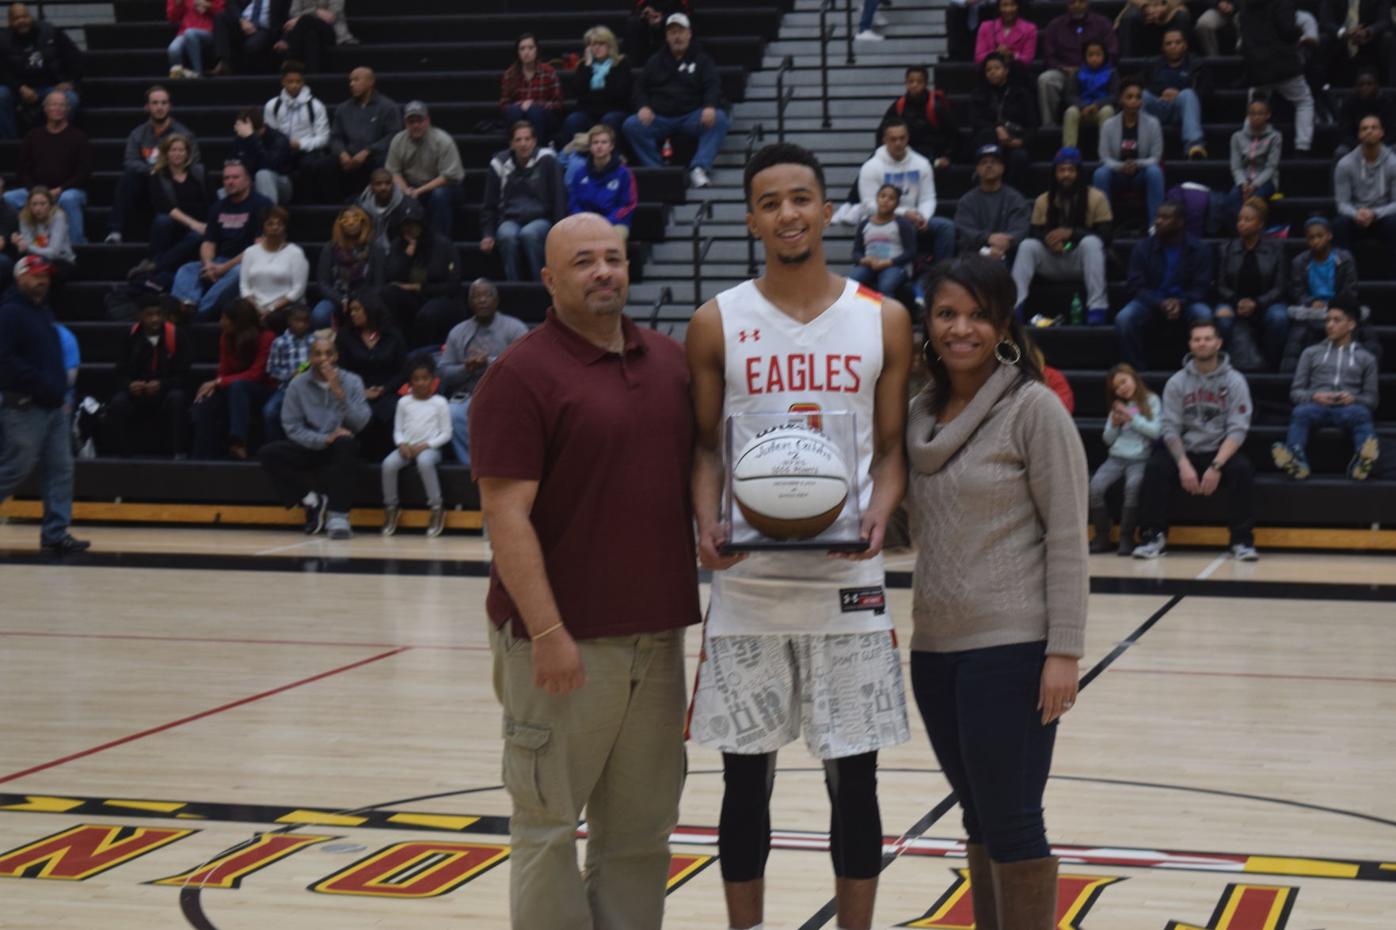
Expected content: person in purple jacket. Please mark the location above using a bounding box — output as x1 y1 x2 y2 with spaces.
566 124 638 239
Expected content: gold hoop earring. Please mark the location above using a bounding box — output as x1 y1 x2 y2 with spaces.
994 339 1022 366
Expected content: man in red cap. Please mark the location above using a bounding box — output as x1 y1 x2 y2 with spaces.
0 255 89 553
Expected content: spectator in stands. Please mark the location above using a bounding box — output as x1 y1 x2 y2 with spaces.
106 85 200 244
1134 320 1258 561
264 60 332 202
1333 114 1396 267
172 159 273 320
1238 0 1314 153
274 0 342 75
231 106 293 204
336 291 406 452
331 67 401 200
191 297 275 459
623 13 731 189
954 143 1031 260
0 3 80 139
969 53 1037 191
567 124 638 238
259 331 370 539
1143 29 1210 160
1115 200 1214 370
359 167 407 254
0 256 88 553
851 183 917 296
1061 39 1117 149
261 301 312 441
1318 0 1391 84
1038 0 1119 129
561 26 633 149
1093 76 1165 227
1283 216 1359 370
500 33 562 146
1215 197 1290 370
381 201 463 347
1089 363 1161 554
627 0 692 64
13 186 74 285
381 356 452 538
103 299 192 457
1195 0 1239 56
858 118 957 262
1272 304 1380 479
440 278 527 468
386 100 465 239
212 0 286 75
0 182 18 291
5 91 89 244
1119 0 1192 57
481 121 567 283
312 205 382 327
1336 70 1396 157
1218 95 1282 230
855 0 888 41
166 0 222 78
975 0 1038 65
130 134 208 279
1012 147 1113 324
878 66 958 168
1034 342 1077 411
239 206 309 328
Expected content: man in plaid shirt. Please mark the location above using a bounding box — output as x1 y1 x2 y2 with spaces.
261 304 314 441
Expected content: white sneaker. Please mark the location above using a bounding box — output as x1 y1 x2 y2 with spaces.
831 201 863 226
327 513 353 540
1230 543 1259 562
1132 535 1167 559
104 232 122 244
855 29 885 41
689 167 711 189
874 11 890 26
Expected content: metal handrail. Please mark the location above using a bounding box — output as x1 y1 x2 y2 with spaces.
690 200 716 307
845 0 856 65
774 55 796 143
819 0 835 129
744 124 765 275
648 286 675 331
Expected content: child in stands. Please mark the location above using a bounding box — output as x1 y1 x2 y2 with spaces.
381 357 451 538
1089 363 1161 554
1061 40 1117 149
262 304 315 442
850 183 917 296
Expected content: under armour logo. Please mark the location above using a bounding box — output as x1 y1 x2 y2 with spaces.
738 329 761 342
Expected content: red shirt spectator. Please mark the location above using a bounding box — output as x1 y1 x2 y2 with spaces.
166 0 224 34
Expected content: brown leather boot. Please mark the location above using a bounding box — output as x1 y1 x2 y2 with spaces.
966 843 1000 930
991 856 1058 930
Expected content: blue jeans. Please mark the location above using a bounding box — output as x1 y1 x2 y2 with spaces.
4 187 87 244
419 184 460 239
924 215 957 262
1092 164 1165 229
449 396 471 466
1285 402 1376 453
149 215 204 271
623 108 731 170
495 218 550 281
168 28 213 73
0 403 73 544
1143 89 1203 150
1214 301 1290 368
173 256 242 320
192 380 272 457
859 0 882 30
1114 298 1212 370
503 103 554 147
911 641 1057 862
559 109 627 148
262 385 288 443
0 85 79 140
849 263 907 295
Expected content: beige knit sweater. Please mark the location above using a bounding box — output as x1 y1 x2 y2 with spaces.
905 364 1089 658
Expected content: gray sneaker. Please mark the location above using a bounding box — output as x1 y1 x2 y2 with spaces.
426 506 445 538
1132 534 1167 559
381 506 400 537
1230 543 1259 562
327 513 352 540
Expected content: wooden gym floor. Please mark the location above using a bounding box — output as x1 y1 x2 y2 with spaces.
0 523 1393 929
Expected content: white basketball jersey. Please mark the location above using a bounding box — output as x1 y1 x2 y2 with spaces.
708 277 892 636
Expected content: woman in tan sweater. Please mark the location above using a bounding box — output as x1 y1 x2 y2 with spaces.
905 255 1089 929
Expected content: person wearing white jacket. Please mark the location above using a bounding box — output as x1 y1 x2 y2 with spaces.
239 207 309 326
264 60 333 200
857 118 956 263
381 357 453 537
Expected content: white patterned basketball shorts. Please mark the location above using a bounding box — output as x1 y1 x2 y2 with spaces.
688 630 910 760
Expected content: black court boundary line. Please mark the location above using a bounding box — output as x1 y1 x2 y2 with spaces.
3 548 1396 602
796 595 1185 930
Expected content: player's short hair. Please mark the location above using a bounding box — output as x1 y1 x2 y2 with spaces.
743 142 827 206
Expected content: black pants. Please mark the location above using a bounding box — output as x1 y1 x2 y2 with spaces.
284 13 335 73
103 386 188 457
214 10 274 73
379 285 464 349
1139 447 1255 546
259 435 359 513
911 641 1056 862
291 148 336 204
109 165 150 237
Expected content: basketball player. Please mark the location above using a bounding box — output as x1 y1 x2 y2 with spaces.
686 143 913 930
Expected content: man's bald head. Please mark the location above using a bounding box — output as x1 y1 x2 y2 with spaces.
349 67 376 99
543 214 628 319
469 277 500 320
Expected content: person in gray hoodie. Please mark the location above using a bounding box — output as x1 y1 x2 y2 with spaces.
1272 305 1381 480
357 168 408 255
1134 320 1258 560
954 143 1030 259
258 331 371 540
1332 114 1396 267
1217 95 1282 231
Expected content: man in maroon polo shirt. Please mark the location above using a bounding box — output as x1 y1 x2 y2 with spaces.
469 212 700 930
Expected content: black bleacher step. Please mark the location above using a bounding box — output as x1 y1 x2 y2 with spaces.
1062 369 1396 422
110 0 794 21
1033 323 1396 369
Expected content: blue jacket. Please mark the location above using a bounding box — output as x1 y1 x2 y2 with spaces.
567 156 639 228
0 288 66 409
1126 233 1213 310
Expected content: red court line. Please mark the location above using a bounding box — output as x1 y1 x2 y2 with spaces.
0 646 411 786
0 630 489 652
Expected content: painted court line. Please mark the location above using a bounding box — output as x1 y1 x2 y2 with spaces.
0 647 411 786
1194 554 1230 580
253 539 325 557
